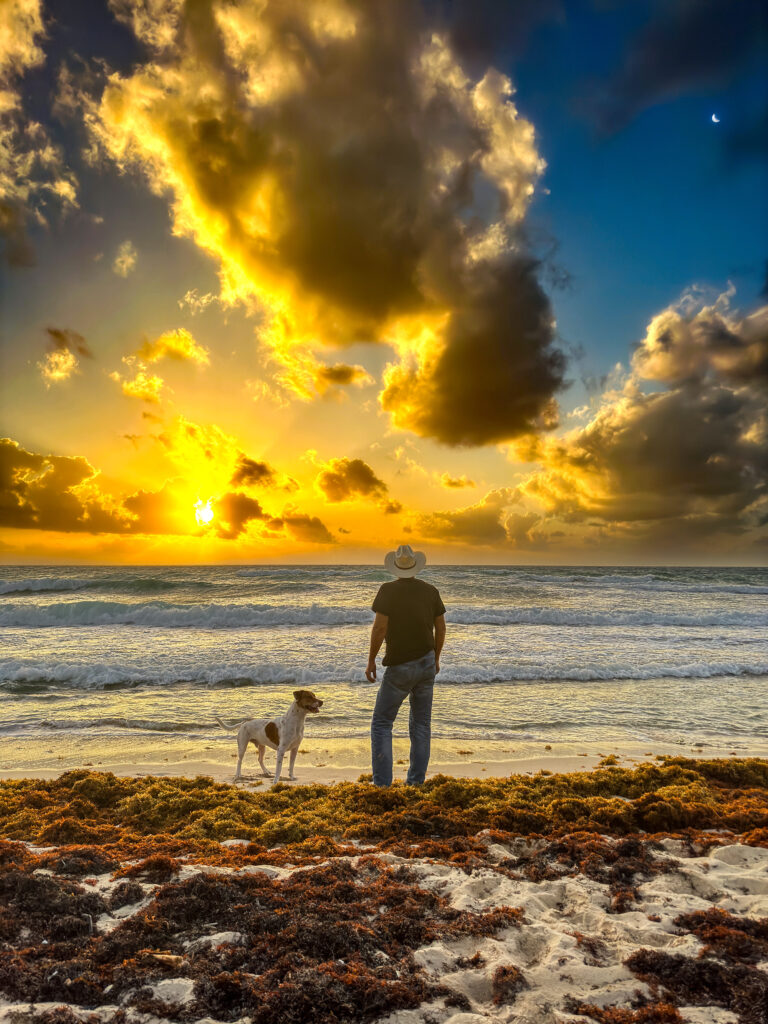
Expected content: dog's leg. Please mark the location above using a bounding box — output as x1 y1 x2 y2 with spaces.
234 728 248 781
288 746 299 781
257 744 270 776
272 746 287 786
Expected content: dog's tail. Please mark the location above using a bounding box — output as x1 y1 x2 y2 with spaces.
214 715 244 731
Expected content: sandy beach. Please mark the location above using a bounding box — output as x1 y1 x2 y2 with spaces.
1 757 767 1024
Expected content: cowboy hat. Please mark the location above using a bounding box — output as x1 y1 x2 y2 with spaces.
384 543 426 578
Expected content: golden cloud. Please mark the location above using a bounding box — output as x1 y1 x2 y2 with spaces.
414 487 515 546
516 290 768 546
230 453 276 489
37 327 94 386
0 438 131 533
0 434 336 544
440 472 476 489
110 365 166 403
107 0 183 53
136 326 210 365
0 0 78 264
315 455 402 515
82 0 564 443
38 349 78 386
109 327 208 403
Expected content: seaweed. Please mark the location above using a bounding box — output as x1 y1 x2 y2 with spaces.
625 949 768 1024
565 998 684 1023
569 930 610 965
491 964 528 1004
0 867 107 943
455 951 486 968
500 831 673 913
0 759 766 849
107 880 146 910
0 857 522 1022
3 760 768 1024
3 1010 108 1024
46 847 118 878
673 907 768 964
117 854 181 883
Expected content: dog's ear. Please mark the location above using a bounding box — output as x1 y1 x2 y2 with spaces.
293 689 303 702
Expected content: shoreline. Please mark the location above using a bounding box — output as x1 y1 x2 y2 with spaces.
0 754 606 785
0 740 761 787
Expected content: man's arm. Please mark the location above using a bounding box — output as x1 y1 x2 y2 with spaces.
434 613 445 674
366 612 388 682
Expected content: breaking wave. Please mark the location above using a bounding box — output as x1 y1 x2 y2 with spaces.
2 657 767 692
1 599 765 630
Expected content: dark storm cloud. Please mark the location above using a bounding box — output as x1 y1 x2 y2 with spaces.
316 458 388 503
280 511 337 545
314 364 372 389
585 0 765 133
415 488 514 545
439 0 563 68
315 456 403 515
213 491 268 539
230 453 277 488
631 296 768 387
518 297 768 542
88 0 564 446
381 256 564 446
0 438 129 533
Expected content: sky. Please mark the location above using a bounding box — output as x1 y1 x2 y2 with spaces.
1 0 766 565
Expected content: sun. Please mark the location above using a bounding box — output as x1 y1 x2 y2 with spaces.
194 498 214 526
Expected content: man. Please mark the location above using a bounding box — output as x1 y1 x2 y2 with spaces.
366 544 446 787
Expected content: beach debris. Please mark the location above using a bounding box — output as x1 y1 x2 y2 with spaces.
491 963 528 1004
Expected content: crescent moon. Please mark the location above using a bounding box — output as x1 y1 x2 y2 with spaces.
711 114 720 123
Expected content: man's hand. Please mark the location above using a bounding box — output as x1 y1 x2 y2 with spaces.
367 613 387 683
435 658 440 675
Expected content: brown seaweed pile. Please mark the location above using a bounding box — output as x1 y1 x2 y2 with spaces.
615 906 768 1024
491 963 528 1004
565 999 685 1023
625 948 768 1024
0 842 521 1022
0 757 767 850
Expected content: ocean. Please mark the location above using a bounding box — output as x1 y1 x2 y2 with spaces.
1 564 767 775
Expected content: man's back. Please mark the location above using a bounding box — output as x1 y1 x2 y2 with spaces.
372 577 446 666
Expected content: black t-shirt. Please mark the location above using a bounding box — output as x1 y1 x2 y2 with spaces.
371 578 446 667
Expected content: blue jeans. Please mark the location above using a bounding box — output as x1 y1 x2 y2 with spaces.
371 651 435 786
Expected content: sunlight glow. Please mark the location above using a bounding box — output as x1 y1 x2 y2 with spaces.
194 499 215 526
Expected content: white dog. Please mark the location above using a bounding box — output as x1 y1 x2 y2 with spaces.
215 689 323 785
